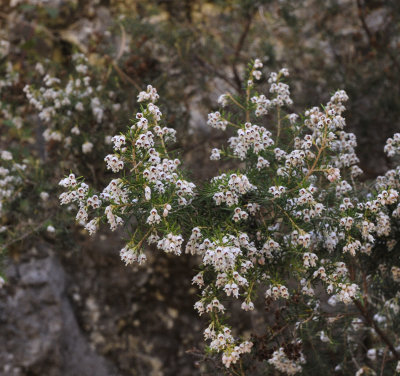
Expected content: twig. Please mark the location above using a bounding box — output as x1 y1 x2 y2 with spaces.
353 299 400 360
115 23 127 62
193 55 238 91
226 94 246 111
1 221 47 251
112 62 141 91
276 107 281 142
232 11 254 91
135 227 153 251
356 0 373 45
380 347 388 376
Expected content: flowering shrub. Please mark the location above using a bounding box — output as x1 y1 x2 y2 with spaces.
1 1 400 372
0 151 26 231
0 38 127 261
60 59 400 374
24 53 126 159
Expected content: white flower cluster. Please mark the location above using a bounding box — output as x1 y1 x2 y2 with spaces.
212 173 256 206
265 284 290 300
104 154 124 172
203 325 253 368
232 207 248 222
141 150 195 205
59 86 195 267
331 131 360 169
24 53 121 152
217 94 228 107
111 135 126 150
0 151 26 217
0 59 19 93
157 233 184 255
303 252 318 267
204 326 253 368
0 39 10 58
146 208 161 225
336 283 359 304
137 84 159 103
120 245 147 265
261 238 281 259
384 133 400 157
342 240 361 256
252 58 263 80
269 185 286 198
251 94 271 116
100 179 129 204
250 68 292 116
207 111 228 130
105 205 123 231
221 340 253 368
268 346 305 375
210 148 221 160
202 236 242 272
269 80 292 107
228 122 274 160
376 166 400 191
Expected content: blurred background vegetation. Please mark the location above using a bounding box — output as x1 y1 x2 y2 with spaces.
0 0 399 375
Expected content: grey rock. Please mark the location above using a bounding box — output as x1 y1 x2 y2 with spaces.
0 246 120 376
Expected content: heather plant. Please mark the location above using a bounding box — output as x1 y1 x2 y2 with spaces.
23 53 127 167
0 3 139 257
0 36 38 258
1 1 400 374
60 59 400 374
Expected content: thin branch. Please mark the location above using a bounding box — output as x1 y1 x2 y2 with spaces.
1 221 47 252
232 11 254 91
193 54 238 91
115 23 127 62
112 62 141 91
356 0 373 45
380 347 388 376
354 0 400 74
353 299 400 361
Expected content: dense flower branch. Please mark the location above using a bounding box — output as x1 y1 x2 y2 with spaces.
59 59 400 374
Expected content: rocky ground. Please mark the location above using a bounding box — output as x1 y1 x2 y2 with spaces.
0 235 209 376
